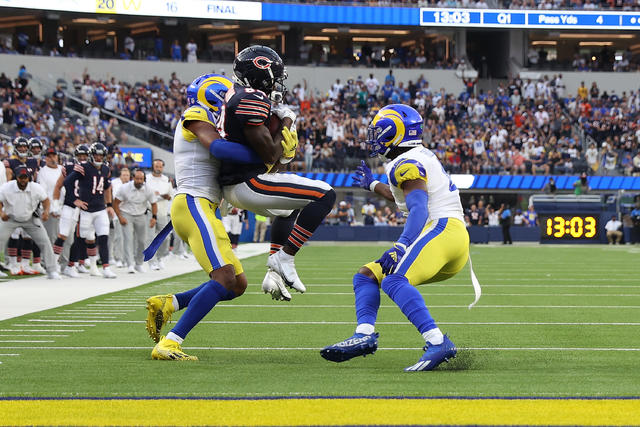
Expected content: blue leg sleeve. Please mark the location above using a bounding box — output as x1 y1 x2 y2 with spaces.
175 282 206 309
381 274 436 334
170 280 236 339
353 273 380 326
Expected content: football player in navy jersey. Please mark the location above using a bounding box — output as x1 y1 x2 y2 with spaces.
63 142 117 278
52 145 89 277
220 45 336 300
28 137 46 169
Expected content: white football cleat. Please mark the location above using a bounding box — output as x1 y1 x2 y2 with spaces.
31 263 46 274
0 270 7 278
20 264 37 275
262 268 292 301
62 265 80 278
9 263 22 276
102 266 117 279
89 262 101 277
267 250 306 293
127 265 136 274
47 271 62 280
76 264 90 274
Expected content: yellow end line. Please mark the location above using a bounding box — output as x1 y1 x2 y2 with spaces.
1 398 639 426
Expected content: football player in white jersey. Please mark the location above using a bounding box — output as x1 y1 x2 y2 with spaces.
321 104 481 372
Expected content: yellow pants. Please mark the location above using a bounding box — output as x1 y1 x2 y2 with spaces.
365 217 469 285
170 194 243 275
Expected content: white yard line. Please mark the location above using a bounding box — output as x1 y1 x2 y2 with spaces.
1 329 86 332
0 335 69 337
22 319 640 326
242 292 640 297
0 346 638 351
0 340 56 343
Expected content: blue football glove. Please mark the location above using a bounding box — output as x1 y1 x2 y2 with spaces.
376 242 407 275
352 160 377 191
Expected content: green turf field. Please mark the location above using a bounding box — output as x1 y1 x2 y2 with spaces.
0 244 639 398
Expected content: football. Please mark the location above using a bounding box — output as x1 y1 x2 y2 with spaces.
267 114 283 139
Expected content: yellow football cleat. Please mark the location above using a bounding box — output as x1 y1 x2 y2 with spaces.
151 336 198 361
146 294 176 343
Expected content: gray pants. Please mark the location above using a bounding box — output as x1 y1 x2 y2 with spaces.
147 213 169 259
43 216 59 246
121 212 147 267
109 219 124 262
0 217 56 272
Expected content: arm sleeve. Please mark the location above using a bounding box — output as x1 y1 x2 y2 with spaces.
209 138 263 164
397 189 429 247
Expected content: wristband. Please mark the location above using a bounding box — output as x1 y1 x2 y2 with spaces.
394 242 407 251
152 214 158 220
107 203 113 207
369 180 380 192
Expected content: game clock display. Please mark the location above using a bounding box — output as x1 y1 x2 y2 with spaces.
540 214 599 241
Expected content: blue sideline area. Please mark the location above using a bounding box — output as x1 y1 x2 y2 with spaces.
289 173 640 191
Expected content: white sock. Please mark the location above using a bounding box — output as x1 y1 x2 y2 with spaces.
166 332 183 344
422 328 444 345
172 295 180 311
9 256 17 265
355 323 375 335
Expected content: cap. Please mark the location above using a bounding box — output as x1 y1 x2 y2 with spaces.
45 147 57 156
15 166 29 177
339 201 347 206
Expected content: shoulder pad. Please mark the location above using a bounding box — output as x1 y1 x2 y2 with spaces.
390 158 428 187
182 106 217 127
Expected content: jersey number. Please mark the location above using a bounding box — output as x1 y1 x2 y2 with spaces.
440 165 457 192
92 176 104 195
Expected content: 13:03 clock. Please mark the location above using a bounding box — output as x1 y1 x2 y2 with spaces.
539 214 599 240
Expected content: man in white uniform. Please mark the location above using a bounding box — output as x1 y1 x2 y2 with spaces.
146 159 172 270
109 167 130 267
114 169 157 273
0 166 60 279
37 148 63 244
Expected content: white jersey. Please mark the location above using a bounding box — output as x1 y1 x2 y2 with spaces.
37 164 63 200
384 146 464 223
173 105 222 203
146 173 172 217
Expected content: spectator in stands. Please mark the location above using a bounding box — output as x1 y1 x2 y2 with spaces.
171 40 182 62
337 201 351 225
633 152 640 176
466 203 481 226
362 199 376 226
605 215 623 245
52 85 65 115
186 39 197 63
124 35 135 58
573 173 590 195
487 205 499 226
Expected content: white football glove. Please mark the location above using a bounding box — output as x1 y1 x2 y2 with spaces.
219 199 234 217
271 104 297 124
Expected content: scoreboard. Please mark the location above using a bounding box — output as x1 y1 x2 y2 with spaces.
531 195 614 244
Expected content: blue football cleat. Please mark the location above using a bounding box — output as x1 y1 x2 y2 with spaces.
404 334 457 372
320 332 379 362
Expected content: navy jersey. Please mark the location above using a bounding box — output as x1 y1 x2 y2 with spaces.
60 161 80 207
64 161 111 212
4 157 38 179
219 84 272 186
